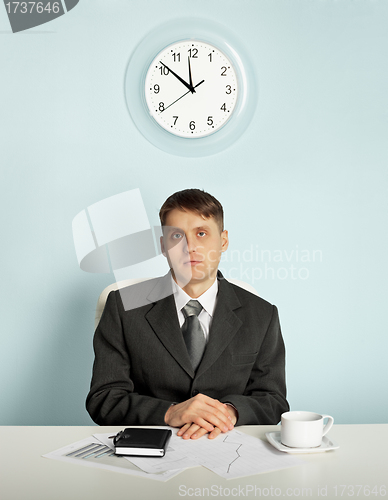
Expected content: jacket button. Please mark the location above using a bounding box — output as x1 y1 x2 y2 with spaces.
192 390 199 397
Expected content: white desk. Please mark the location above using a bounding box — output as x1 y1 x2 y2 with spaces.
1 425 387 500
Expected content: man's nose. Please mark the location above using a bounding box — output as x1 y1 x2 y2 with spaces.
184 235 196 252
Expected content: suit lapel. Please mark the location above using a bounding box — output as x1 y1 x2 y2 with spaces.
145 274 195 378
144 273 242 380
196 276 242 378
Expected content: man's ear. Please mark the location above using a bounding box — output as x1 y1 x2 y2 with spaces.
160 235 167 257
221 230 229 253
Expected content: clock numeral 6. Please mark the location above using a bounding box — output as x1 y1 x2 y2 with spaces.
207 116 213 126
189 121 195 130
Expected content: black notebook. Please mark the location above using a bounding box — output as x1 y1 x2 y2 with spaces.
113 428 172 457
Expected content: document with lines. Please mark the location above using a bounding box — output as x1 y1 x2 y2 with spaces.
42 436 182 481
95 428 302 480
169 429 303 479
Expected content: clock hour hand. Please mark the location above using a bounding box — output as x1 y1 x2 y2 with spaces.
159 61 195 93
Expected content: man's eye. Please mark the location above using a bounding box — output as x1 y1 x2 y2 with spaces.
172 233 183 239
198 231 206 237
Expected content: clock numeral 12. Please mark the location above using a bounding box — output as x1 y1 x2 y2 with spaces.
188 48 198 58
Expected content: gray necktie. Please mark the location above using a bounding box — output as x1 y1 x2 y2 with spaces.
181 300 206 371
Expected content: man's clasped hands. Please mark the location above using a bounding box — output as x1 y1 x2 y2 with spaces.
164 393 238 440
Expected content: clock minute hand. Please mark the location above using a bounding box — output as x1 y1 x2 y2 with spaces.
188 57 195 93
159 61 195 93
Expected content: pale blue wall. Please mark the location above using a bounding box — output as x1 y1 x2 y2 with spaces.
1 0 387 425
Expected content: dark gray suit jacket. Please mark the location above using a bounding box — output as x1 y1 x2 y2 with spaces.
86 272 289 426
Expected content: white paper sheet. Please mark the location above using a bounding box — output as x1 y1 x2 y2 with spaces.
94 428 303 480
170 429 303 479
42 436 181 481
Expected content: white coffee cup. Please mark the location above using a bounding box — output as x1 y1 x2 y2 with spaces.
281 411 334 448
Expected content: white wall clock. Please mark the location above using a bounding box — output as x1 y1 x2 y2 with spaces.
125 18 257 157
145 40 238 138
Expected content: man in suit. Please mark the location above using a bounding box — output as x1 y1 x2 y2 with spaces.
86 189 289 439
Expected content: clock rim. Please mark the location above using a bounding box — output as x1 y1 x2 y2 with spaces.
124 17 257 157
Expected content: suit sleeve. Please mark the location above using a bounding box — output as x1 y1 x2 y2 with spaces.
85 291 173 426
221 305 289 425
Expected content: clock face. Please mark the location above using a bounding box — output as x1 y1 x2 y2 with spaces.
145 40 238 138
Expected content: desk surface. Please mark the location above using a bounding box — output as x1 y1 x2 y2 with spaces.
1 425 387 500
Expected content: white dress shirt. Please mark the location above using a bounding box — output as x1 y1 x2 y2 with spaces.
170 275 238 419
171 276 218 342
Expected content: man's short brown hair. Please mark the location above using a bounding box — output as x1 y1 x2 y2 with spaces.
159 189 224 232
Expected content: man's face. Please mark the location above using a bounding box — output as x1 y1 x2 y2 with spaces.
161 208 229 288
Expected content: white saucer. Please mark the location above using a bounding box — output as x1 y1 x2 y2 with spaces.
265 432 339 454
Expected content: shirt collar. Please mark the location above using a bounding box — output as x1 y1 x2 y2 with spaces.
172 275 218 317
